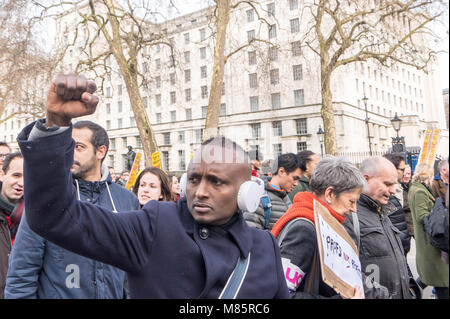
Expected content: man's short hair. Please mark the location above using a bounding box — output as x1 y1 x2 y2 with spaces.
273 153 300 175
2 152 23 173
297 150 316 171
383 153 405 169
73 121 109 162
0 141 10 151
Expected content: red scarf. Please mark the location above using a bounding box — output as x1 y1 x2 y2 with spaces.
272 191 346 238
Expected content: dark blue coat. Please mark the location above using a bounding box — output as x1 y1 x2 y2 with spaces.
18 122 289 299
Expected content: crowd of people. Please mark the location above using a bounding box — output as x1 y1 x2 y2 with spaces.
0 74 448 299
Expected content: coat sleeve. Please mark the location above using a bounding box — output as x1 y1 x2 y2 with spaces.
267 232 290 299
243 203 264 229
5 210 45 299
17 122 156 274
411 188 434 225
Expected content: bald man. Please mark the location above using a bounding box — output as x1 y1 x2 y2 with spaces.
16 74 289 299
343 157 418 299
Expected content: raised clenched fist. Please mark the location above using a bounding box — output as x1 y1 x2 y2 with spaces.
46 74 99 127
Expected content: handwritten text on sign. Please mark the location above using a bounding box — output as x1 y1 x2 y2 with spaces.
316 211 364 297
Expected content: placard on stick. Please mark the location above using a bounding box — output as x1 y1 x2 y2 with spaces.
314 200 364 299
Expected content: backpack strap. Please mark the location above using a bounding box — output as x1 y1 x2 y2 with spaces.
219 253 251 299
261 193 272 229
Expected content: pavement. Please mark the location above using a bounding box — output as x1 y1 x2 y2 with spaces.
406 238 434 299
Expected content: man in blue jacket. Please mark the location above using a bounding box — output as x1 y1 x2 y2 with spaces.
5 120 140 298
17 74 289 299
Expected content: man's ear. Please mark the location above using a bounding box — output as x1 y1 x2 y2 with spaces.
96 145 107 162
278 167 286 176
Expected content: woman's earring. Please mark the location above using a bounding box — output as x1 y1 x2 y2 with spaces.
327 200 331 204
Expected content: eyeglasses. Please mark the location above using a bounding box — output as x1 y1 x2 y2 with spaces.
0 153 8 158
398 167 406 172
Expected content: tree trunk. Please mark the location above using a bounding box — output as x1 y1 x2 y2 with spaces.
320 64 338 156
203 0 230 141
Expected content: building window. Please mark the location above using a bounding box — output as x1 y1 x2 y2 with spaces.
184 32 190 44
201 106 208 118
247 30 255 42
289 0 298 10
297 141 307 152
170 72 176 85
136 136 142 148
170 91 176 104
156 94 161 106
251 123 261 138
106 103 111 114
271 93 281 109
143 97 148 108
156 113 162 124
118 84 123 95
200 66 207 78
199 28 206 41
270 69 279 85
186 109 192 120
179 150 186 171
110 138 115 150
155 76 161 88
246 9 254 22
248 51 256 65
184 69 191 83
296 118 307 134
197 47 206 60
291 41 301 56
195 129 203 143
106 87 111 97
293 64 303 81
294 89 304 106
185 88 191 102
249 73 258 88
220 103 226 116
178 131 185 143
290 18 300 33
184 51 190 63
268 24 277 39
269 46 278 61
250 96 259 112
130 116 136 127
117 118 122 129
170 111 176 122
118 101 122 113
273 143 282 157
162 151 169 171
106 120 111 130
155 58 161 70
201 85 208 99
272 121 282 136
267 3 275 16
163 132 171 145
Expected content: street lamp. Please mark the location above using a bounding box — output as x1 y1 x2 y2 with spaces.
362 94 373 156
316 126 325 157
390 112 406 154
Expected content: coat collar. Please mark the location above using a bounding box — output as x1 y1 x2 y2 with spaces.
178 198 252 258
358 193 382 213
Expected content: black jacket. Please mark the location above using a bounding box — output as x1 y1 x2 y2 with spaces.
386 195 411 254
0 181 13 299
343 194 414 299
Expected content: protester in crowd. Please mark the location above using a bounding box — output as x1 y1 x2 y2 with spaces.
401 164 414 238
288 151 320 201
259 159 274 181
0 142 11 171
168 173 181 202
271 157 368 299
0 153 24 298
383 153 411 255
343 156 418 299
116 170 130 187
17 74 289 298
108 166 118 183
244 153 302 230
431 159 449 200
5 121 140 299
251 159 261 177
408 163 449 299
133 167 173 207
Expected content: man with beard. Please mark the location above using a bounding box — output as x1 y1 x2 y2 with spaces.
16 73 289 298
0 153 24 298
5 121 139 299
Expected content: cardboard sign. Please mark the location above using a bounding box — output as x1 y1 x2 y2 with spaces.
152 151 161 169
314 200 365 299
418 129 440 166
125 152 142 190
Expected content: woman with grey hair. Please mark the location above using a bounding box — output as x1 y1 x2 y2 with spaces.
272 157 366 299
